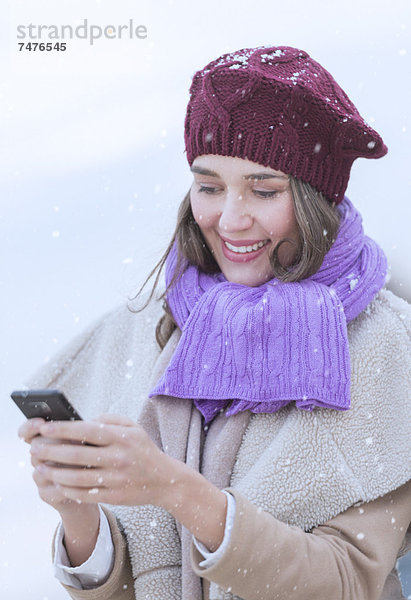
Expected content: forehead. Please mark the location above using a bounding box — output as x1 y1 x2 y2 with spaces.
191 154 288 179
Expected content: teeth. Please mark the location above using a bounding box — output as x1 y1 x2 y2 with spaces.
224 240 267 253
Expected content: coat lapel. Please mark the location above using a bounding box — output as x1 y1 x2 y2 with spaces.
139 327 252 599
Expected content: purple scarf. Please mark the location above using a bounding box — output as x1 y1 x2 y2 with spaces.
149 197 387 424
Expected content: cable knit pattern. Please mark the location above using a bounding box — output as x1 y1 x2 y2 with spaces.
184 45 387 203
149 197 387 423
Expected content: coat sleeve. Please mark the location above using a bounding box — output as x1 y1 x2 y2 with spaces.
52 507 135 600
191 480 411 600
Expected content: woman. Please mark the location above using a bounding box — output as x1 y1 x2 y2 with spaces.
19 45 410 599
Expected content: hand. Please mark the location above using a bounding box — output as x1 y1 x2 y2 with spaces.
19 418 76 513
18 417 101 567
19 414 228 553
26 414 175 508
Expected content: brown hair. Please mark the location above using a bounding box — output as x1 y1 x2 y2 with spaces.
129 177 340 349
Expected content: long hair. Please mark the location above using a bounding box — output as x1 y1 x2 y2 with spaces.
129 177 340 349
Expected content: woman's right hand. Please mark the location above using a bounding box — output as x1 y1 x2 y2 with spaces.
19 418 73 512
18 418 101 566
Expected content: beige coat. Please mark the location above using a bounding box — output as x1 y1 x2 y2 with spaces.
32 289 411 599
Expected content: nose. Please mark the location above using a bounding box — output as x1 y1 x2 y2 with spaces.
218 192 253 233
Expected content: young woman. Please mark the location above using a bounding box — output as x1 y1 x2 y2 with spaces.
19 45 410 600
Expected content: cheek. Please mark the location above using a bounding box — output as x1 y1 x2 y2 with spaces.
265 201 298 239
190 193 218 228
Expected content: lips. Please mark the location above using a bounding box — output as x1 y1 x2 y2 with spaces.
220 236 270 263
219 235 269 247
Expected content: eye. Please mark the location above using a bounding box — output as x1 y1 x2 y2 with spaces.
198 185 219 194
253 190 279 198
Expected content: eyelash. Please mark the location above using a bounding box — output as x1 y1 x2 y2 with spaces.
197 185 279 198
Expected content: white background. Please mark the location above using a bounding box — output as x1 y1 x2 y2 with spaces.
1 0 410 597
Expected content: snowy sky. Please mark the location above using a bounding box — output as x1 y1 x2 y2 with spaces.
1 1 411 597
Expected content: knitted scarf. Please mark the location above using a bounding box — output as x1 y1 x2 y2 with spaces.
149 197 387 424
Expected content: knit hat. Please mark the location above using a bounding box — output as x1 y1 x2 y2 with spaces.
184 45 387 203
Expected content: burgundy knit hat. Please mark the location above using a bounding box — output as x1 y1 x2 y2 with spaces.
184 46 387 203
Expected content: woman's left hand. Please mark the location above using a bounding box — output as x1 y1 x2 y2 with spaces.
32 414 176 507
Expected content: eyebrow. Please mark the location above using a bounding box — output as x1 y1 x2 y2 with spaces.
190 166 289 180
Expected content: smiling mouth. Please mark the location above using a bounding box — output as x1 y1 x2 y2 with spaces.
223 239 269 254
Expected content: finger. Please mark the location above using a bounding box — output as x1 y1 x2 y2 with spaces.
95 414 135 427
31 454 64 470
18 418 45 443
31 454 42 468
33 466 53 487
30 439 109 468
54 483 128 504
32 476 68 505
36 464 119 489
30 435 64 457
31 435 62 450
39 420 114 446
56 484 116 505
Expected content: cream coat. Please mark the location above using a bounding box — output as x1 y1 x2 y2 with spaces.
29 288 411 599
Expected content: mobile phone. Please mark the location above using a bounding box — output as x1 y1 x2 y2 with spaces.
11 389 82 421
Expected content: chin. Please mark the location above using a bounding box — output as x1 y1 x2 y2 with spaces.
221 267 273 287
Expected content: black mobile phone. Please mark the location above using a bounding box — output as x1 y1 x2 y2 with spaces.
11 389 82 421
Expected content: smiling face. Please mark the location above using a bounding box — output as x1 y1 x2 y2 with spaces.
190 155 299 287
